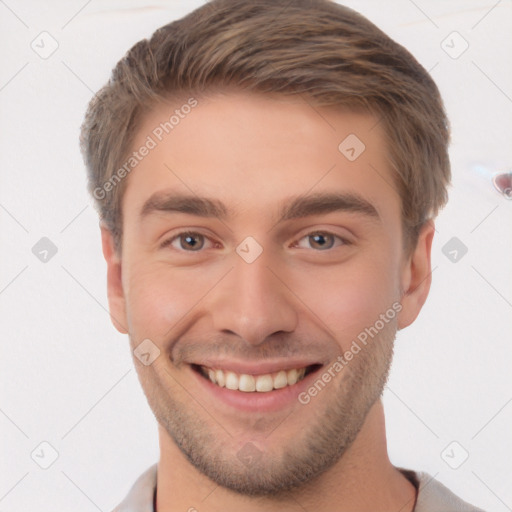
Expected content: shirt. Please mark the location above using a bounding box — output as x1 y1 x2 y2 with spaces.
111 462 485 512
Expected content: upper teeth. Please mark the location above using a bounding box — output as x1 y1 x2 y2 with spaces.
201 366 307 393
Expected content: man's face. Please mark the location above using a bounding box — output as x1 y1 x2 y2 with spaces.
105 91 429 496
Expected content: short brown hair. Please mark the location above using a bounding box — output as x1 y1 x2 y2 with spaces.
80 0 450 256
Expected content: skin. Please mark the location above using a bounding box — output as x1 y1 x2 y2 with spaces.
100 90 434 511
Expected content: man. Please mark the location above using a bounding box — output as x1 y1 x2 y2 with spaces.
80 0 485 510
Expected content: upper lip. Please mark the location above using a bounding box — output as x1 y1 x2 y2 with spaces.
189 359 324 375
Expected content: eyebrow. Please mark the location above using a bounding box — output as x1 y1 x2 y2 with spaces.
139 191 381 224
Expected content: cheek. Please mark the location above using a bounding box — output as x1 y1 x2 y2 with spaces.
124 263 221 340
124 265 186 339
298 258 398 347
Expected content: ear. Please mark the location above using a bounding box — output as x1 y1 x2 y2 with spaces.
397 220 435 330
100 223 128 334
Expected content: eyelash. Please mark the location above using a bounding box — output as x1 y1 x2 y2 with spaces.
159 230 351 252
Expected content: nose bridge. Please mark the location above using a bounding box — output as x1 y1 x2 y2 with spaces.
210 250 298 345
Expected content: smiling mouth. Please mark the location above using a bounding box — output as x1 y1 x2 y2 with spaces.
191 363 322 393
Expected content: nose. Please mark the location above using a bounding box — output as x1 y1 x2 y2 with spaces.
209 251 298 346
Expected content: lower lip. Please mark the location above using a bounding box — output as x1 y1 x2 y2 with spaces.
189 365 322 413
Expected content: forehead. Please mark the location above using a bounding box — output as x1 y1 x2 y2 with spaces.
121 91 400 227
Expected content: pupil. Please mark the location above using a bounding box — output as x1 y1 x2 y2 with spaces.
183 234 203 250
311 233 333 249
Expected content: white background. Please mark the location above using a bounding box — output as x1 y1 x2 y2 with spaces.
1 1 511 510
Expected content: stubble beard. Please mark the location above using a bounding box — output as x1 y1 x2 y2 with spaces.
136 321 396 498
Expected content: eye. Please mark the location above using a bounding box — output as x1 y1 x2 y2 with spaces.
160 230 349 253
160 231 214 252
294 231 349 251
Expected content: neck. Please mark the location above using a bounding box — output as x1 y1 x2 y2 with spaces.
155 400 417 512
